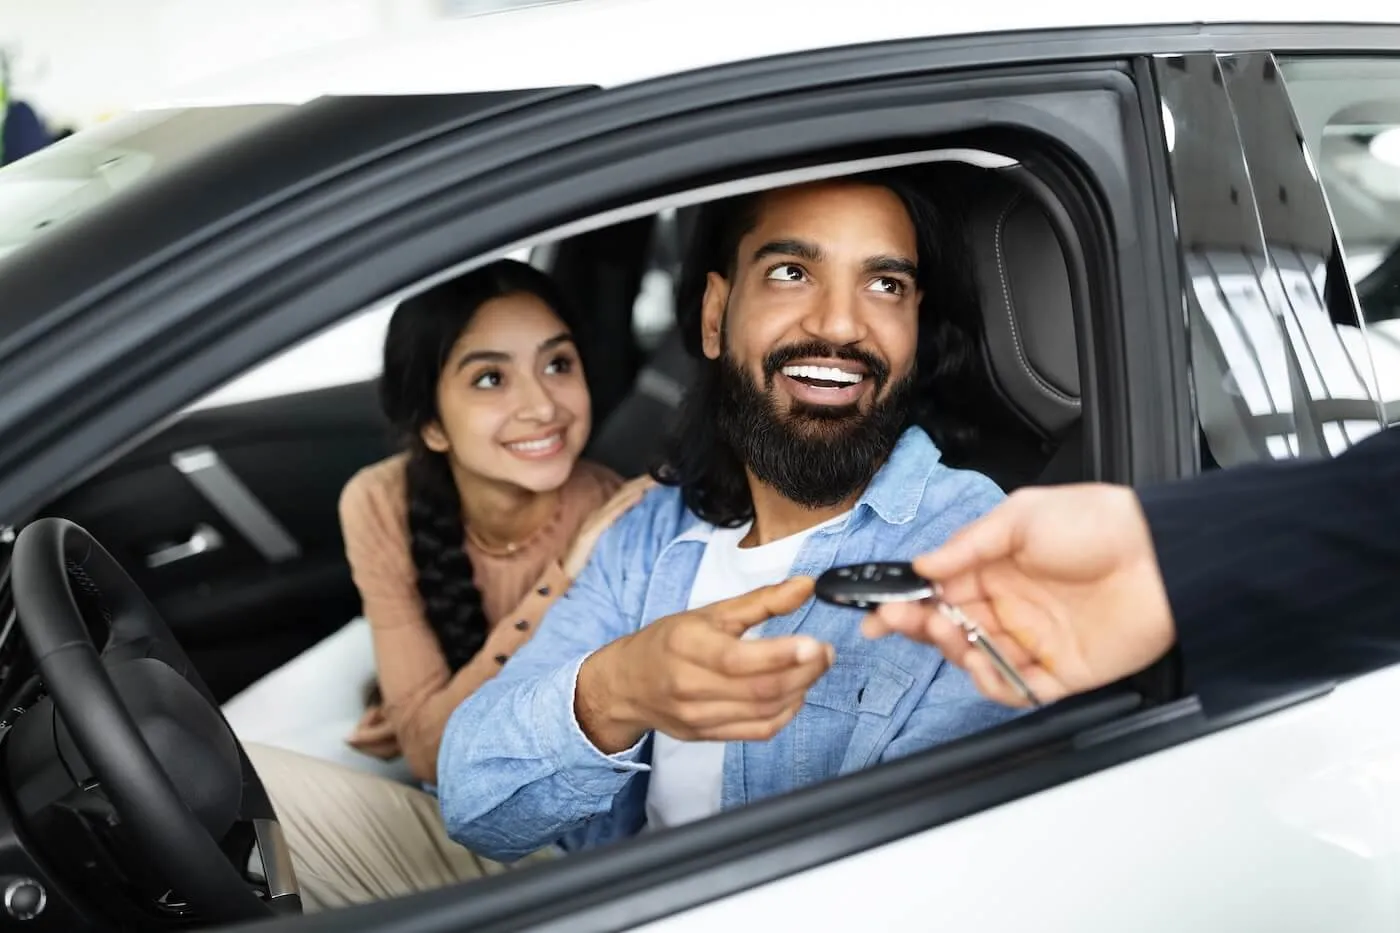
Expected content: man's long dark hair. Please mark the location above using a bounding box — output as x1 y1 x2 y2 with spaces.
651 171 987 528
379 259 577 670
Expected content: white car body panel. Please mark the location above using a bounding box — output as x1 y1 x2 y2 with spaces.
638 665 1400 932
147 0 1400 107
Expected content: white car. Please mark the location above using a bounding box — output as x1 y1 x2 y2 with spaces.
0 3 1398 932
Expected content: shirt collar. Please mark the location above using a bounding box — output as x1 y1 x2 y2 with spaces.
855 426 943 526
674 427 943 540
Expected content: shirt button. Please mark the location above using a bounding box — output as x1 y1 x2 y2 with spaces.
494 654 509 665
515 619 530 631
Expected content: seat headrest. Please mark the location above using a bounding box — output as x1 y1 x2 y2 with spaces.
966 177 1082 438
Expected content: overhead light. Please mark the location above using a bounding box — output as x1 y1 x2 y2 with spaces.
1371 127 1400 168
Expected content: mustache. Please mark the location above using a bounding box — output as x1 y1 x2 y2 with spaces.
761 341 890 391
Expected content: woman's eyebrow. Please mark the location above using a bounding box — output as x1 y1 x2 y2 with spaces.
455 349 510 371
456 332 573 370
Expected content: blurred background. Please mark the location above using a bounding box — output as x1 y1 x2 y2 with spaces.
0 0 559 147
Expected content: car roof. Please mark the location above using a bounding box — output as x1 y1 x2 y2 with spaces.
148 0 1400 108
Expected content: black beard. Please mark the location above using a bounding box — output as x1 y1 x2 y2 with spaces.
713 347 914 509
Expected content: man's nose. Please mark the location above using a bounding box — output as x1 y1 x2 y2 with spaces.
802 286 867 346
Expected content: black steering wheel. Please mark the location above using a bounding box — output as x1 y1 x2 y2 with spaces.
9 518 300 924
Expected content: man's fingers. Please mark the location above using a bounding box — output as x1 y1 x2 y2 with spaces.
674 642 832 696
860 600 932 639
671 690 808 730
710 577 816 636
961 651 1031 708
707 633 833 676
690 699 804 743
910 493 1037 592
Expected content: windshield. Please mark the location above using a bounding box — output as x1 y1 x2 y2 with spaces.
0 104 292 264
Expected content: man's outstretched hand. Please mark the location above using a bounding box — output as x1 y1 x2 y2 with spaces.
577 577 832 753
861 484 1178 707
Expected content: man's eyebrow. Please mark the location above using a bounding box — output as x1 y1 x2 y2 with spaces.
864 255 918 279
751 239 823 265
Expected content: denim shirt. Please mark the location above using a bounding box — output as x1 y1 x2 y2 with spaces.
437 428 1019 862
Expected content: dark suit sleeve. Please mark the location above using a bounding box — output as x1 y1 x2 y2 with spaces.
1137 426 1400 701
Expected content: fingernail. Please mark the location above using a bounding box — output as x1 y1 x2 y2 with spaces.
794 638 821 662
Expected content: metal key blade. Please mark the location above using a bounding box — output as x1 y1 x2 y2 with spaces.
935 600 1042 708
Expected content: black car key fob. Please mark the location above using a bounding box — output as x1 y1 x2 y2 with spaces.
814 561 933 610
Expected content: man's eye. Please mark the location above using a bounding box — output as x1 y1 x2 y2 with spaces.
472 371 503 389
870 276 906 295
766 263 807 282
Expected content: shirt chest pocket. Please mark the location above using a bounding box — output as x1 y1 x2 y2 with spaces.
795 653 916 784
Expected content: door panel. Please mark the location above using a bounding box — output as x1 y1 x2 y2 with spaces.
40 380 394 701
627 667 1400 933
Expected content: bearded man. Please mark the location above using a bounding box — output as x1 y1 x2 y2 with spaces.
439 173 1019 858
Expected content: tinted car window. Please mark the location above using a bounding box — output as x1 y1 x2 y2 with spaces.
1280 56 1400 428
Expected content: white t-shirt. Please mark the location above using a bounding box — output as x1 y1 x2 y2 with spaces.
643 512 848 831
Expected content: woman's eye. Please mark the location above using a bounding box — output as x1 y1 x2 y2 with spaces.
765 263 807 283
869 276 906 296
545 355 575 375
471 370 503 389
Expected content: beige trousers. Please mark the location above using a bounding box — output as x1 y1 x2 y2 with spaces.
244 742 552 912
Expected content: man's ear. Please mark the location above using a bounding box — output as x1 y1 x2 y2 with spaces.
700 271 730 361
421 421 450 453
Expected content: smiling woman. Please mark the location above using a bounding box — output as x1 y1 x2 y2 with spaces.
216 259 656 910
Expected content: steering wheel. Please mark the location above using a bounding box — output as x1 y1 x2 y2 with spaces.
9 518 300 923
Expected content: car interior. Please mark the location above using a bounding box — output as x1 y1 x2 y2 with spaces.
29 156 1087 708
0 144 1174 929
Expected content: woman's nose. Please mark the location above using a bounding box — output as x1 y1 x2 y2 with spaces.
517 377 558 422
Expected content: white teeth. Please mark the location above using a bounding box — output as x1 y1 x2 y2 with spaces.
781 365 864 385
508 433 561 452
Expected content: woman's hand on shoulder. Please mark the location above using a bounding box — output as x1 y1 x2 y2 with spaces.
345 703 403 760
562 475 656 580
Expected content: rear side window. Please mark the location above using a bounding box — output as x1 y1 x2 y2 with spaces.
1157 53 1388 470
1281 56 1400 428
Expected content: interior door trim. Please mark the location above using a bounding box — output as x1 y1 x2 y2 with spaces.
170 446 301 563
